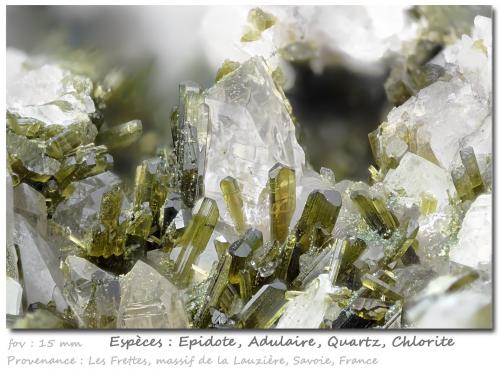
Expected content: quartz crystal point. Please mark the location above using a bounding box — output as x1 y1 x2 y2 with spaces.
220 176 247 234
269 163 296 243
449 193 491 270
204 56 305 230
62 256 120 328
117 260 189 328
173 197 219 287
294 189 342 252
236 279 287 328
14 214 67 311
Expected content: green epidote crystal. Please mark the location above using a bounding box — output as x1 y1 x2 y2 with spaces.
88 185 128 258
96 120 143 150
7 131 61 182
195 253 232 327
241 7 277 42
220 176 247 234
126 202 153 241
173 198 219 287
351 298 391 322
133 157 170 222
274 234 297 281
361 271 402 301
46 122 98 160
269 163 296 243
294 189 342 252
228 228 263 284
214 235 230 258
215 60 241 82
451 165 475 201
172 81 209 207
54 144 113 191
350 190 399 238
237 279 287 328
420 192 437 215
461 147 483 190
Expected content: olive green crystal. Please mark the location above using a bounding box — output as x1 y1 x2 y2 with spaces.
96 120 143 150
215 60 241 82
173 197 219 287
220 176 247 234
350 190 399 238
228 228 263 284
88 185 128 258
195 252 232 327
294 189 342 252
269 163 296 243
241 7 277 42
237 279 287 328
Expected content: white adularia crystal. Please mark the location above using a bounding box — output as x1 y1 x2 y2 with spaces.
117 260 189 328
7 48 96 128
204 56 305 232
384 152 456 211
449 193 491 270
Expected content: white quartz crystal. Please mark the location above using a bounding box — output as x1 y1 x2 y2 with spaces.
63 256 120 328
14 214 67 311
7 48 96 128
384 152 456 211
204 56 305 234
117 260 189 328
449 193 491 269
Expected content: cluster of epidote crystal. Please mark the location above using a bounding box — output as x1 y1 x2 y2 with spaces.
7 13 492 329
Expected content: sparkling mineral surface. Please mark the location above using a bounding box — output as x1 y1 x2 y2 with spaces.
6 8 492 329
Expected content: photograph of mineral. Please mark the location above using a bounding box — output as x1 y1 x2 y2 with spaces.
6 5 492 329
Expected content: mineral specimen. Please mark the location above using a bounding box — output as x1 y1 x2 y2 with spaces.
6 8 492 330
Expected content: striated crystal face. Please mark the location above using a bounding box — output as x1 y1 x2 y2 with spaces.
203 56 305 232
117 260 189 328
